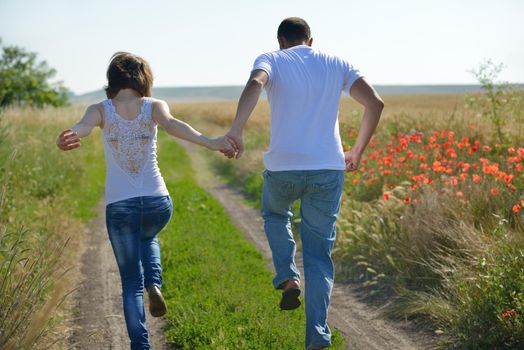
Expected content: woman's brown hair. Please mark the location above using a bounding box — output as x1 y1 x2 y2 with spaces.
105 52 153 98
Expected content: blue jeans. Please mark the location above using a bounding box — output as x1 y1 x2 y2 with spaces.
106 195 173 350
262 169 344 349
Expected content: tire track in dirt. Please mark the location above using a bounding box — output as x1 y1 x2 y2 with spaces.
181 140 438 350
68 199 166 350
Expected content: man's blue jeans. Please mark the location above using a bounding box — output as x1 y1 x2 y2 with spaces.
262 169 344 349
106 195 173 350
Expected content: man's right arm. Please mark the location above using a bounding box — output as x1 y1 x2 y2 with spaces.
226 69 269 158
345 77 384 171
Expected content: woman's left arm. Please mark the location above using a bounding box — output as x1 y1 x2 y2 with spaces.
56 104 102 151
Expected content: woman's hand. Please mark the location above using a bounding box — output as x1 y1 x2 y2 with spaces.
208 136 238 159
56 129 81 151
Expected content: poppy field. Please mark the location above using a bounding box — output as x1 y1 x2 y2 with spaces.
336 124 524 348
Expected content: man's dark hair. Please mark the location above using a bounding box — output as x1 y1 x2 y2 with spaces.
277 17 311 43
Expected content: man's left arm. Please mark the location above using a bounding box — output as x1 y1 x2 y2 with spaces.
226 69 269 159
345 77 384 171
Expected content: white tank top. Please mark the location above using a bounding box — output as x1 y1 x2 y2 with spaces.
101 97 169 205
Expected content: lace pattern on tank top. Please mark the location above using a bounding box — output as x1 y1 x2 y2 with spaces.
102 98 155 180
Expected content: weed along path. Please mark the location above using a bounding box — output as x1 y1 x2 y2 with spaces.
69 199 166 349
179 140 436 350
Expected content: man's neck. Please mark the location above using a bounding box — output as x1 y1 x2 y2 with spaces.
279 38 311 50
287 42 306 48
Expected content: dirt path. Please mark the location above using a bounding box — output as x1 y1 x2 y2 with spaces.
181 140 437 350
69 199 166 350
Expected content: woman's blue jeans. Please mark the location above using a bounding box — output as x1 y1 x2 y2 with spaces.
262 169 344 350
106 195 173 350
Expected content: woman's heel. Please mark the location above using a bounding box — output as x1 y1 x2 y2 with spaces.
146 285 167 317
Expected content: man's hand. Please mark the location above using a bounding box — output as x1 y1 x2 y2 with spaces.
344 149 362 172
225 129 244 159
56 129 81 151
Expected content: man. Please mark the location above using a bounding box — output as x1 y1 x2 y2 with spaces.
226 17 383 349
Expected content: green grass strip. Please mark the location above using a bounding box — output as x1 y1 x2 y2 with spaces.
157 133 346 349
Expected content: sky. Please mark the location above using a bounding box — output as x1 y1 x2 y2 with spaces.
1 0 523 94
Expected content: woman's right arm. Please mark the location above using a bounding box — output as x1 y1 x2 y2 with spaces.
56 104 102 151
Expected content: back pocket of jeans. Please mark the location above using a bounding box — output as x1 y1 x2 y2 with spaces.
308 174 344 215
263 171 295 198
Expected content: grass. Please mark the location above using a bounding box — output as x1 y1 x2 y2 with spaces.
0 106 104 349
169 88 524 348
156 132 346 349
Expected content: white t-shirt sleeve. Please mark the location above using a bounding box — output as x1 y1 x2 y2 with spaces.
342 60 363 93
252 54 272 80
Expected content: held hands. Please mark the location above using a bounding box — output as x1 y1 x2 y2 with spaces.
56 129 81 151
208 136 239 159
224 129 244 159
344 149 362 172
211 129 244 160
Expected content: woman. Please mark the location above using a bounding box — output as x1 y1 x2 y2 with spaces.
56 52 236 349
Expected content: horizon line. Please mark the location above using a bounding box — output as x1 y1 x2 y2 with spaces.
73 82 524 96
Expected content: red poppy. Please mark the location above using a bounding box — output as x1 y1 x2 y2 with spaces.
501 309 517 318
472 174 481 184
504 174 515 184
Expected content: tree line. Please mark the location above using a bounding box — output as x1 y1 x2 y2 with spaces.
0 38 69 109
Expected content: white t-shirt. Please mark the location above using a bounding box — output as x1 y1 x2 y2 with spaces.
252 45 362 171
